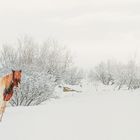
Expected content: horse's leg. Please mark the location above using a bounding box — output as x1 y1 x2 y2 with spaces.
0 101 7 121
0 95 2 114
2 101 6 113
0 101 6 113
0 86 5 114
0 107 2 114
0 100 3 114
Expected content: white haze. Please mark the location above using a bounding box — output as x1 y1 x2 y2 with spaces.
0 0 140 69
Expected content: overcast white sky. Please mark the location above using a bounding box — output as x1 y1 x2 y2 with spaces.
0 0 140 69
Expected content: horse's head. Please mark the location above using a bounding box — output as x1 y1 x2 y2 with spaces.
12 70 22 87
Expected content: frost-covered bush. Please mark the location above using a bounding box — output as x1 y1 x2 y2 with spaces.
113 60 140 90
10 72 56 106
125 60 140 90
93 61 114 85
64 67 84 85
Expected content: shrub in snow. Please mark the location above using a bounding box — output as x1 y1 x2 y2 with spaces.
64 67 84 85
10 71 56 106
90 61 114 85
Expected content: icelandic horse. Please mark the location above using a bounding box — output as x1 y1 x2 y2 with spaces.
0 70 22 121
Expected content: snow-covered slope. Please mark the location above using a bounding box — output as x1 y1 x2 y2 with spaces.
0 91 140 140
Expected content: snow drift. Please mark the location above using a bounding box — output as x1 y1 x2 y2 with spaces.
0 89 140 140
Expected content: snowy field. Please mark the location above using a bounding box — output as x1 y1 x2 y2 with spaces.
0 85 140 140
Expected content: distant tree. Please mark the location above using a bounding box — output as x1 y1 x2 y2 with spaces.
64 67 84 85
113 63 127 90
38 40 72 84
125 60 140 90
94 61 114 85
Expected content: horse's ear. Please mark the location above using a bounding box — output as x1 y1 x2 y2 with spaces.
19 70 22 73
12 69 15 73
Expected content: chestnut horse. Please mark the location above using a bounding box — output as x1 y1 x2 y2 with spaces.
0 70 22 121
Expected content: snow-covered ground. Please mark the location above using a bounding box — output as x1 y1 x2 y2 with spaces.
0 85 140 140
